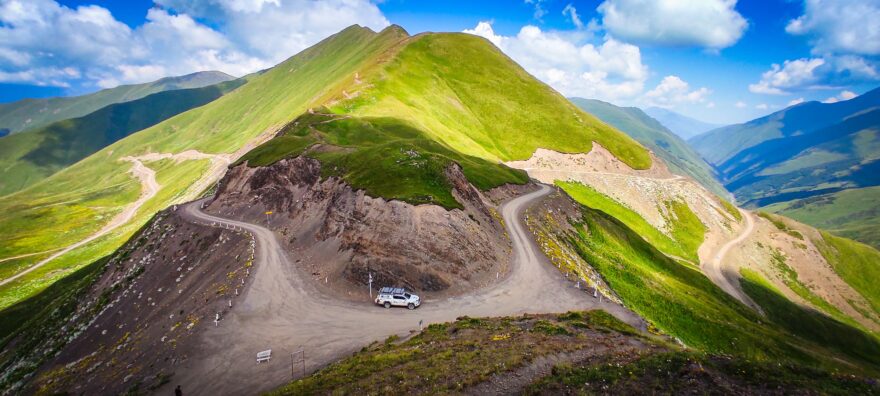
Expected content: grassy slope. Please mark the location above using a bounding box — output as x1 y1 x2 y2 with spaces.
570 98 727 198
0 79 245 196
238 113 528 209
556 205 880 374
0 25 409 309
765 186 880 249
335 33 651 168
557 181 704 262
813 232 880 315
0 71 234 134
272 311 652 395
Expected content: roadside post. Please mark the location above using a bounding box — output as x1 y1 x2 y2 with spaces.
368 273 373 299
265 211 273 224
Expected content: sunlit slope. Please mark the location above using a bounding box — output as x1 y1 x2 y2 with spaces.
570 98 727 198
0 79 244 196
0 71 234 134
334 33 651 168
0 25 409 308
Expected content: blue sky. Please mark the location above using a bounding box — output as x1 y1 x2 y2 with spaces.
1 0 878 124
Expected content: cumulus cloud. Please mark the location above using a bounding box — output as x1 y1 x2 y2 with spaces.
755 103 768 110
464 21 648 102
643 75 711 108
822 90 858 103
597 0 747 49
786 0 880 56
735 101 747 108
0 0 389 89
748 58 825 94
749 55 878 95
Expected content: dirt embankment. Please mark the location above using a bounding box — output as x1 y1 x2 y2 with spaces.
207 156 521 299
24 210 253 395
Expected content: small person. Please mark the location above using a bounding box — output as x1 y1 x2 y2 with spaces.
175 385 183 396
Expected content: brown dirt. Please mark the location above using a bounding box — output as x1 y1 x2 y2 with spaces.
207 156 516 299
25 210 254 395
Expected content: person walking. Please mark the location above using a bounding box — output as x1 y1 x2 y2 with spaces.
175 385 183 396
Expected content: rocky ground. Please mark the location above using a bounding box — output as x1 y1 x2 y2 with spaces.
21 210 253 395
206 156 527 300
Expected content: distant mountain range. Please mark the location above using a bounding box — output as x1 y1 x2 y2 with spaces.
0 78 245 196
570 98 728 198
691 87 880 248
643 107 722 140
0 71 234 134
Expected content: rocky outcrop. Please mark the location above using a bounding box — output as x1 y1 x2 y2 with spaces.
208 157 521 297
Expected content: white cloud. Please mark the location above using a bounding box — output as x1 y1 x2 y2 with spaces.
823 89 859 103
748 58 825 94
524 0 547 21
464 21 648 102
0 0 389 89
597 0 747 49
755 103 768 110
735 101 747 108
786 0 880 56
643 75 711 108
562 4 583 29
787 97 805 106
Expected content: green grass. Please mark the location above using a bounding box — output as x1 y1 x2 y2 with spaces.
271 311 649 395
756 212 804 240
765 186 880 249
528 351 878 395
536 201 880 374
0 25 409 309
336 33 651 168
740 269 880 367
814 232 880 316
239 113 528 209
719 197 743 222
0 80 243 196
570 98 728 198
557 181 703 262
0 71 233 134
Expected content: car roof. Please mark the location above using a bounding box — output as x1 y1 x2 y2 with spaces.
379 287 407 295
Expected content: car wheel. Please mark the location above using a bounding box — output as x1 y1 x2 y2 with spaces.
408 303 415 310
384 302 391 309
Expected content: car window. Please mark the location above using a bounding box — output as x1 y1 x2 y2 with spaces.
404 293 411 298
394 296 405 300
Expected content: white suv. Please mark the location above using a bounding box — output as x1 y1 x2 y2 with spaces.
375 287 421 309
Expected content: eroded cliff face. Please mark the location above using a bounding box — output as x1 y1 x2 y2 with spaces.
208 156 526 297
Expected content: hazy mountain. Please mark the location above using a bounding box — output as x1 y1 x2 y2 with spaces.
0 71 235 134
643 106 722 140
571 98 728 198
691 87 880 247
0 79 245 196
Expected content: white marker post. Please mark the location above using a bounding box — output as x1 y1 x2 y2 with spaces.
368 273 373 299
265 211 273 225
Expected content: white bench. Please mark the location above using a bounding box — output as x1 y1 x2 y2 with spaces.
256 349 272 363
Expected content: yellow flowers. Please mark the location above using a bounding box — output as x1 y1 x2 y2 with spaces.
491 333 510 341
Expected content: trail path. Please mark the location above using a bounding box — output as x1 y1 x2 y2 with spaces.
704 209 762 311
172 184 644 396
0 151 227 287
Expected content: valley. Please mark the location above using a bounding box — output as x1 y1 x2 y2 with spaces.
0 13 878 396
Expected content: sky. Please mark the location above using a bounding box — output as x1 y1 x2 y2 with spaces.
1 0 878 124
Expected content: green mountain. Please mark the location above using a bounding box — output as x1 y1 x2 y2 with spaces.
0 71 234 134
689 87 880 247
0 25 649 309
0 79 245 196
643 106 721 140
571 98 728 198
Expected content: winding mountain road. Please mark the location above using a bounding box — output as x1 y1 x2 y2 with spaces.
172 184 643 395
704 208 761 311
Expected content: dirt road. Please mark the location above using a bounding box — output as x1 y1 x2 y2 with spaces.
704 208 761 311
0 152 229 287
172 184 643 395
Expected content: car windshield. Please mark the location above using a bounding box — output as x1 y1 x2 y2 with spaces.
404 293 411 298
